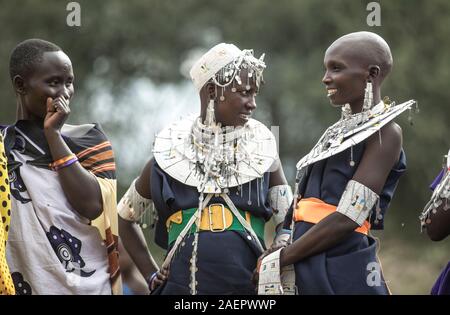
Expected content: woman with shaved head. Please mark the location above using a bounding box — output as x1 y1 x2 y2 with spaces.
257 32 416 295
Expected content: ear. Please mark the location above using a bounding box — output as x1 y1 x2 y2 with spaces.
368 65 380 80
13 75 26 95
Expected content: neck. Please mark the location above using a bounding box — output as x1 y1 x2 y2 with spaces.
16 104 44 127
349 89 381 114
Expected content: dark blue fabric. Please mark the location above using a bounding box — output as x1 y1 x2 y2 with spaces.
159 231 258 295
302 143 407 229
431 261 450 295
293 222 390 295
430 169 445 191
150 159 271 294
150 159 271 249
291 143 406 294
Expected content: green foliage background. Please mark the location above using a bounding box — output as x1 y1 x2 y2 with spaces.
0 0 448 294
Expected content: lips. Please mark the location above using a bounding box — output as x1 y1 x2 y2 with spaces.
327 88 337 97
239 113 251 120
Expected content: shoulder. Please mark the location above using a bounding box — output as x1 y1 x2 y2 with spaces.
62 123 116 178
382 121 402 141
62 123 111 146
353 122 404 192
366 121 402 155
63 122 107 137
359 121 403 176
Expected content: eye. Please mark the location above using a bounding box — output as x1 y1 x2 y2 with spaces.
48 77 63 87
240 89 257 97
332 65 341 71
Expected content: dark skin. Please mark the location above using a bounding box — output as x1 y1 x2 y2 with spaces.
425 201 450 241
118 238 150 294
118 166 159 290
424 155 450 241
254 33 402 282
425 152 450 241
13 51 103 220
120 70 288 290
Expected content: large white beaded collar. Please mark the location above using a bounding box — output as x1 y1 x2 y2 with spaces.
420 149 450 228
296 99 417 171
153 114 278 193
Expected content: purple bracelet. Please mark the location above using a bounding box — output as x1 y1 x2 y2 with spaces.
146 272 158 290
52 156 78 171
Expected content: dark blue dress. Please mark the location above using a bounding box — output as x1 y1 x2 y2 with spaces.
292 143 406 294
431 262 450 295
150 159 271 295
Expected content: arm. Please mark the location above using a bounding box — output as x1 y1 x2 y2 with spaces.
425 201 450 241
269 159 288 188
424 161 450 241
118 238 150 294
118 158 159 282
280 122 403 267
424 150 450 241
44 97 102 220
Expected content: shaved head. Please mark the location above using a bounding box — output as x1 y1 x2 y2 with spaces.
326 31 393 80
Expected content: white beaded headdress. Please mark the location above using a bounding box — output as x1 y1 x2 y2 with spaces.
189 43 266 93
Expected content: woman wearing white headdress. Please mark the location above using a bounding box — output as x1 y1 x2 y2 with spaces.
118 43 292 295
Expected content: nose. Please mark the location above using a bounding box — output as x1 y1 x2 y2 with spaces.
322 71 332 86
60 86 72 100
245 96 257 111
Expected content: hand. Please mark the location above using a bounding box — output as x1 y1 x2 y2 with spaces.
271 230 291 249
251 246 281 286
150 265 170 292
251 235 290 286
44 96 70 133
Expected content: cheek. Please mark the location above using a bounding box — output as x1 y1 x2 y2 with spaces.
31 85 57 99
338 74 365 93
350 80 367 97
230 94 245 108
214 101 227 119
220 96 241 111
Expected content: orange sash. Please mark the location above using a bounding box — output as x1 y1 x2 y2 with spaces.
294 197 371 235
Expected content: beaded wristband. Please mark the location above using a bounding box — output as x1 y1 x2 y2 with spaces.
50 154 78 171
146 272 158 291
51 153 76 167
53 157 78 171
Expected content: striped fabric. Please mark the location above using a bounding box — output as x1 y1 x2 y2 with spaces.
77 141 116 175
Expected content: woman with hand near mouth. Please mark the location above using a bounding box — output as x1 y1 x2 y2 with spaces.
118 43 292 295
257 31 415 295
1 39 121 294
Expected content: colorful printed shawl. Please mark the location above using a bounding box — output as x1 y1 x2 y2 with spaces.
1 121 121 295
